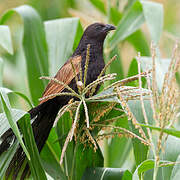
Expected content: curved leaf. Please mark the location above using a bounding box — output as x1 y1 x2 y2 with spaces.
20 114 47 179
141 0 163 44
0 87 33 108
82 167 125 180
75 144 104 180
41 128 66 180
139 123 180 139
0 140 19 179
109 0 163 48
0 25 13 54
0 108 26 137
0 90 30 160
122 170 132 180
170 154 180 180
109 1 144 48
133 159 175 180
0 58 3 86
0 5 49 105
44 17 83 75
108 117 132 168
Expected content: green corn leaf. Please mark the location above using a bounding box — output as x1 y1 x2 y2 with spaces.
0 90 30 160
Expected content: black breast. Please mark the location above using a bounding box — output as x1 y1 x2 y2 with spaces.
80 43 105 87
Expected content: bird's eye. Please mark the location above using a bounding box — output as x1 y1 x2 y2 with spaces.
96 24 104 30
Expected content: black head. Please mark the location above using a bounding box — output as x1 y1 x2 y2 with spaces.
83 23 116 42
73 23 116 56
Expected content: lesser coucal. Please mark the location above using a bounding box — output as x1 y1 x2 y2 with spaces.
0 22 115 179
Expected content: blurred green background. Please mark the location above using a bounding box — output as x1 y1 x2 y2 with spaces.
0 0 180 51
1 0 180 110
0 1 180 179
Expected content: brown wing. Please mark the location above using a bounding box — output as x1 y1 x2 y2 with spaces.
40 55 81 104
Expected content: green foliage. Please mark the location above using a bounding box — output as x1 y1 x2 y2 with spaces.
0 1 179 180
139 124 180 139
133 159 176 180
170 155 180 180
0 5 49 105
0 140 19 178
0 89 30 160
41 129 66 179
0 25 13 54
44 18 83 75
20 114 47 179
0 58 3 86
82 167 125 180
128 100 152 166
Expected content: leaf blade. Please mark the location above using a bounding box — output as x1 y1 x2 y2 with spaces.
0 90 30 160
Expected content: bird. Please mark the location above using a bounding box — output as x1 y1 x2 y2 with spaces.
0 22 116 179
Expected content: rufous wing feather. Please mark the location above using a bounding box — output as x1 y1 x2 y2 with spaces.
40 56 81 104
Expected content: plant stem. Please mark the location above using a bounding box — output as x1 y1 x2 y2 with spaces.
153 155 159 180
104 138 109 167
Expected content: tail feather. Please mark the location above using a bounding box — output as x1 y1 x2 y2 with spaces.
0 129 15 155
0 97 62 179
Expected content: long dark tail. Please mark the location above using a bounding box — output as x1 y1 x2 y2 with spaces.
0 98 62 179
